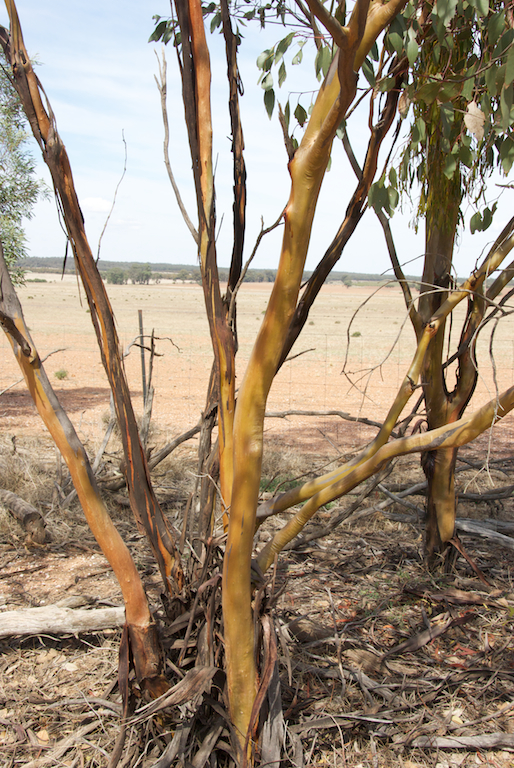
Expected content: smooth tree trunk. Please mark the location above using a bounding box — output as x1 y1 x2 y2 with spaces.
0 245 167 695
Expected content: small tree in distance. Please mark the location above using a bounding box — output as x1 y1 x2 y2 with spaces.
105 266 127 284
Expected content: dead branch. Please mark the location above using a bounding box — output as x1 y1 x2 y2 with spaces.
455 518 514 550
97 131 127 261
0 348 67 395
264 408 386 432
154 48 199 245
0 603 125 638
410 733 514 749
0 488 46 543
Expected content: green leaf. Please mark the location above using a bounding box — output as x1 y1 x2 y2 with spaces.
500 135 514 174
278 61 287 88
292 42 304 66
257 49 273 71
470 211 482 233
434 0 458 26
487 10 505 46
378 76 396 93
388 31 404 55
438 80 462 101
387 186 399 211
264 88 275 119
415 117 426 142
315 46 332 81
462 73 474 102
284 100 290 130
500 83 513 131
369 42 379 62
148 20 171 43
506 45 514 88
417 80 443 104
275 32 295 61
362 57 376 87
294 103 307 127
482 206 494 230
261 72 274 91
406 28 419 65
485 60 499 96
210 11 221 32
389 166 397 187
459 144 474 168
444 153 458 179
467 0 489 16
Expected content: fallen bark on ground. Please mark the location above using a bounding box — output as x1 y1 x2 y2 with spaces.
0 603 125 637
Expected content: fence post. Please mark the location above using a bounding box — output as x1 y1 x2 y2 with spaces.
138 309 146 405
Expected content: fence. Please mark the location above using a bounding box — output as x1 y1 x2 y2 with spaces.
1 276 513 455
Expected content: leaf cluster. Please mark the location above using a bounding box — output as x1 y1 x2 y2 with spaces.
0 53 46 283
367 0 514 232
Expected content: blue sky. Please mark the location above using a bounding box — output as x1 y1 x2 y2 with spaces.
2 0 512 277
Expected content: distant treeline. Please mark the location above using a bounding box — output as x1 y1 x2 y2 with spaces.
19 256 420 285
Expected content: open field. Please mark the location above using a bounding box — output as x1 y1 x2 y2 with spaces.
2 274 514 455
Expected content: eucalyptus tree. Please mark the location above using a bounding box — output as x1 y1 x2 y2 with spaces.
2 0 514 765
0 49 45 283
365 0 514 559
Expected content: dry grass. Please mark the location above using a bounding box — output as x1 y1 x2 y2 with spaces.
1 281 514 765
0 434 513 767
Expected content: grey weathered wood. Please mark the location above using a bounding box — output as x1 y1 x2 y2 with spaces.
0 604 125 638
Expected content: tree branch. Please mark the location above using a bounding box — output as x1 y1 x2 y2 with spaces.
154 48 199 245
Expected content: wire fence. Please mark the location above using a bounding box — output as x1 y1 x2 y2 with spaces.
1 278 514 453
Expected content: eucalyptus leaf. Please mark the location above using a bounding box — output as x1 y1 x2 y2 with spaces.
278 61 287 88
294 103 307 127
264 88 275 119
362 57 376 87
434 0 458 27
500 135 514 174
505 45 514 88
468 0 489 16
444 153 458 179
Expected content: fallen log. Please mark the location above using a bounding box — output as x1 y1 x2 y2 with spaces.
455 518 514 551
411 732 514 749
0 603 125 638
0 488 46 543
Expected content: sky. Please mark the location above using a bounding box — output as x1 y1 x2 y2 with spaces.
1 0 513 278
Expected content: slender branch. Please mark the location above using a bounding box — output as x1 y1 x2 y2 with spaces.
155 48 199 245
221 0 246 295
257 382 514 571
96 131 128 261
375 209 419 333
228 208 285 326
264 408 387 433
0 347 66 395
303 0 347 48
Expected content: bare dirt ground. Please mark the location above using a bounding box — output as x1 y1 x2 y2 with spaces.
0 277 513 767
